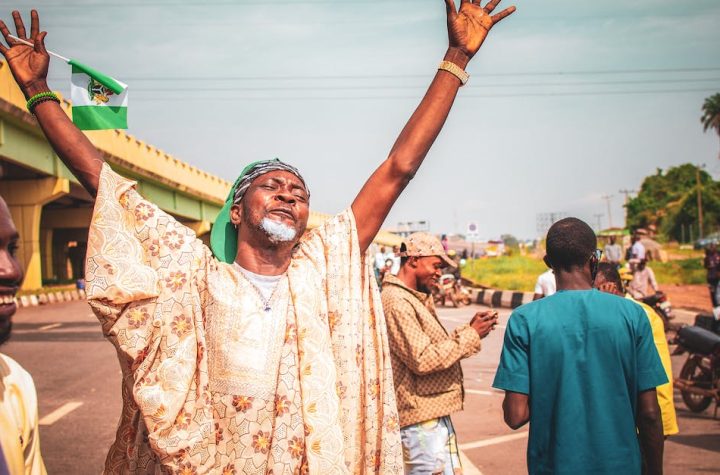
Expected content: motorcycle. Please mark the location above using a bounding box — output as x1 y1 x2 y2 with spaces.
672 320 720 415
619 268 674 332
432 274 471 307
641 291 674 331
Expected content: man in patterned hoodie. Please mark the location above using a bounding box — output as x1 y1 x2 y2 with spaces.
0 2 515 472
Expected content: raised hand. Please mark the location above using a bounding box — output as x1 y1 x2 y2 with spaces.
0 10 50 98
444 0 516 60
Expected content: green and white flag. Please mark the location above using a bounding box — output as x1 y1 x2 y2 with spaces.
69 60 128 130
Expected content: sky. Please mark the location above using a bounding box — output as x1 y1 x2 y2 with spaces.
4 0 720 239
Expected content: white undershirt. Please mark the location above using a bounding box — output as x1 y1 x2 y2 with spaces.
234 264 284 301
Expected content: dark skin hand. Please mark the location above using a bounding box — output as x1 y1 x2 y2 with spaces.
351 0 515 251
470 310 498 338
0 10 104 196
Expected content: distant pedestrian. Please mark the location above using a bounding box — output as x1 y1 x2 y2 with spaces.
382 232 498 475
704 243 720 307
533 269 556 300
493 217 666 475
628 259 659 299
603 235 623 266
594 263 678 437
375 245 391 282
0 196 47 475
390 245 401 276
628 233 646 271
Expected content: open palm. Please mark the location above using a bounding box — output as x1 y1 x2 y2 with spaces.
0 10 50 96
445 0 515 59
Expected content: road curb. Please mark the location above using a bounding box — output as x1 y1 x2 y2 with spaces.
472 288 534 309
15 289 87 308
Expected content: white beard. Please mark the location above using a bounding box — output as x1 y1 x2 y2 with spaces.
260 218 297 243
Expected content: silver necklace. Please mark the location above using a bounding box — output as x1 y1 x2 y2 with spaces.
236 265 283 313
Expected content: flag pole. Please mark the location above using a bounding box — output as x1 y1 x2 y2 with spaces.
8 34 70 62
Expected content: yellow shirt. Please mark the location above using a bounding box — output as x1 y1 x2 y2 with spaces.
626 296 679 436
0 354 46 475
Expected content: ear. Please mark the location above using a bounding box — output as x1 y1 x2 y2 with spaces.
409 257 419 268
230 203 242 227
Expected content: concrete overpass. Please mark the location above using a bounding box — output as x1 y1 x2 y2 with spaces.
0 62 400 291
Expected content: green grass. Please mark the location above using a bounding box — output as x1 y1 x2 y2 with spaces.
463 255 548 292
652 258 705 285
463 255 706 290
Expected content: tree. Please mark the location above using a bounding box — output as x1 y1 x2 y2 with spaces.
701 93 720 160
626 164 720 242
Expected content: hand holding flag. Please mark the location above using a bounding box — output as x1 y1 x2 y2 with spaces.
0 10 128 130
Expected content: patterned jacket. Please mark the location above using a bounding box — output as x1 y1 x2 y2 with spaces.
381 274 481 428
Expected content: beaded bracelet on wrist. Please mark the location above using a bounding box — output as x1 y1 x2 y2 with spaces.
26 91 60 113
28 95 60 113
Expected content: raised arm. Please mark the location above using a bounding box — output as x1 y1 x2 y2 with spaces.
351 0 515 251
0 10 103 196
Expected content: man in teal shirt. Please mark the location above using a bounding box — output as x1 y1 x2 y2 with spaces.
493 218 667 475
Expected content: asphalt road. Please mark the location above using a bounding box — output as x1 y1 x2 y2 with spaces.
3 300 720 474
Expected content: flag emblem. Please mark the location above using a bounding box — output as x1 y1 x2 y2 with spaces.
87 78 116 105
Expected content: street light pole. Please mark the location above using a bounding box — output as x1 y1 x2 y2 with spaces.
601 195 614 229
618 189 636 228
593 213 604 232
696 164 706 239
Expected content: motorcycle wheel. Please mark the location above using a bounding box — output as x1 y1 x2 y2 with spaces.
679 357 714 413
449 292 458 308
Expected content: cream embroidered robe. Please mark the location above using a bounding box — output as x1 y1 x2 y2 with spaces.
85 164 402 474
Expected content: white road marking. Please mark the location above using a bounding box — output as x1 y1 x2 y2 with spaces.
460 450 484 475
39 401 84 426
38 323 61 331
459 432 529 451
441 316 470 323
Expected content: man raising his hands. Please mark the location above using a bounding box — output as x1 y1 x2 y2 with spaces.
0 1 514 473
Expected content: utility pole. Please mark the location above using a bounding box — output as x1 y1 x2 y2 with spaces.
696 164 705 239
618 189 636 228
593 213 604 232
601 194 614 229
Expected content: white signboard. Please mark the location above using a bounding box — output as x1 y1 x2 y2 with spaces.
467 222 480 242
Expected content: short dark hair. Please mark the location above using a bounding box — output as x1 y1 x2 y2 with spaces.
596 262 623 291
546 217 597 271
400 243 409 267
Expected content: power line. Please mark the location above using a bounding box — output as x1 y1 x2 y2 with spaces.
74 78 720 92
100 87 717 101
45 66 720 82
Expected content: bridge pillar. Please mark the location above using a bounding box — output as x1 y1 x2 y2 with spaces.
0 177 70 290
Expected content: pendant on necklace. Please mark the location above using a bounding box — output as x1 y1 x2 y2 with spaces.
264 305 271 313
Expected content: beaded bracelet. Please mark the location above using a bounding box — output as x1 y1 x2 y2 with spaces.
26 91 60 113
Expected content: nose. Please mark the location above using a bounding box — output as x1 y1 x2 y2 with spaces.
0 250 23 287
275 191 296 205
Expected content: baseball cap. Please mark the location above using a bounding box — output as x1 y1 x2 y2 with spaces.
400 232 456 268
